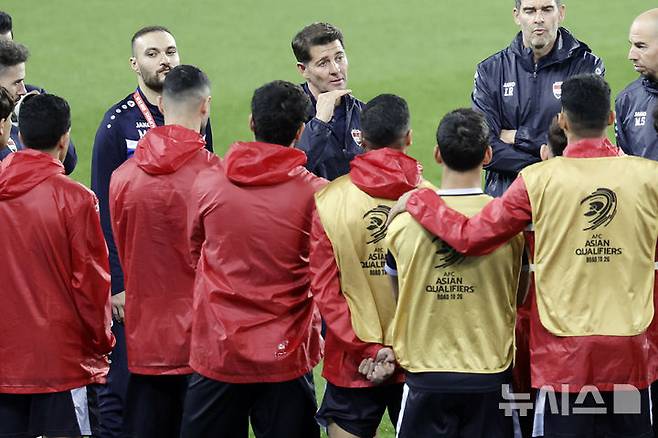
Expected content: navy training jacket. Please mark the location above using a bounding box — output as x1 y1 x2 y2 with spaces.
296 83 364 181
615 77 658 161
472 28 604 196
91 87 213 294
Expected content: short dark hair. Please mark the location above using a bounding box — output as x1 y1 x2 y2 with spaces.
561 74 610 136
361 94 410 149
515 0 561 9
163 64 210 102
436 108 490 172
0 86 14 120
0 39 28 71
131 25 172 52
292 22 344 64
547 115 567 156
251 80 312 146
19 94 71 150
0 11 12 36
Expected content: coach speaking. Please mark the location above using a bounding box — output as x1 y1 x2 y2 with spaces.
473 0 604 196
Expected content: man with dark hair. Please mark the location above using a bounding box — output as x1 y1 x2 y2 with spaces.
384 108 524 438
474 0 603 196
91 25 214 438
542 115 568 158
180 80 324 438
615 9 658 160
109 65 219 438
292 22 364 181
0 93 114 438
0 11 11 39
0 33 78 173
310 94 419 438
390 74 657 437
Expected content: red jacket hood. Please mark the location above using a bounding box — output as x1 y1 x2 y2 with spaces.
224 141 308 186
349 148 422 199
134 125 206 175
0 149 64 200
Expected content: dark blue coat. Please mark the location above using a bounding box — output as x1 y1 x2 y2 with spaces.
472 28 604 196
296 83 364 181
615 77 658 160
0 84 78 174
91 87 213 294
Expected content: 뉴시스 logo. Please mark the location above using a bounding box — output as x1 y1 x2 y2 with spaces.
363 205 391 244
433 237 465 269
580 188 617 231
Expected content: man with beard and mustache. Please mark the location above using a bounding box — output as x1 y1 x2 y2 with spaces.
615 9 658 161
473 0 604 197
90 25 213 438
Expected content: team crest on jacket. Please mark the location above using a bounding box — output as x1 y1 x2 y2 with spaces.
580 188 617 231
363 205 391 244
433 237 465 269
351 129 363 147
552 81 563 99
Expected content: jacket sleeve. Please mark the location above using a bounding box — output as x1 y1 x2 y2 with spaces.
91 117 126 295
406 177 533 255
309 208 384 359
62 138 78 175
471 66 541 174
297 118 336 175
614 96 631 154
68 192 115 355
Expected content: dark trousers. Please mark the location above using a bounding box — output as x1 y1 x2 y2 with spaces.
97 322 130 438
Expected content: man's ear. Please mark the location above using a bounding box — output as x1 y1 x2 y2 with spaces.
56 131 70 162
513 7 521 26
404 129 413 147
294 123 305 142
201 95 211 117
540 144 552 161
483 145 493 166
129 56 139 74
558 3 566 23
296 62 307 78
558 111 568 132
607 110 615 127
157 95 165 115
434 144 443 165
0 117 6 137
248 114 255 134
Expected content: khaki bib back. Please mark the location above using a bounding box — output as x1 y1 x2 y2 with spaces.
521 156 658 336
387 194 524 373
315 175 430 344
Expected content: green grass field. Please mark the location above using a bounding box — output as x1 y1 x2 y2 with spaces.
3 0 652 435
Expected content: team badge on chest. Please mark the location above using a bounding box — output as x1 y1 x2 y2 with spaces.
552 81 563 99
351 129 363 147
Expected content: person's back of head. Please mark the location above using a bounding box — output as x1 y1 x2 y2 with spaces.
0 86 13 147
541 115 568 160
18 94 70 161
559 74 612 140
361 94 411 151
0 11 12 39
160 64 211 131
250 80 312 147
436 108 491 172
292 22 343 64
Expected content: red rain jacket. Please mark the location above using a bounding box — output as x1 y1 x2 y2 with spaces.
310 148 420 387
189 141 326 383
110 125 220 375
0 150 114 393
405 138 658 391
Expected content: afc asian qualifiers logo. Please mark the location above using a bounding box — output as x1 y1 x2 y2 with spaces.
351 129 363 148
433 237 465 269
363 205 391 244
552 81 563 99
580 188 618 231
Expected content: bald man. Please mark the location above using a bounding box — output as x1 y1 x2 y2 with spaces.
615 8 658 160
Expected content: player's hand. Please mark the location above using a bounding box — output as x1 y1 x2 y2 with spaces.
500 129 516 144
111 291 126 323
385 189 418 228
368 347 396 384
315 89 352 123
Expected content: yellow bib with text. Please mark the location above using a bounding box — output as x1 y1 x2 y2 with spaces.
387 194 524 373
521 156 658 336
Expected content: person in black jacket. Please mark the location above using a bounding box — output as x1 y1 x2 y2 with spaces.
292 22 364 181
615 9 658 161
473 0 604 196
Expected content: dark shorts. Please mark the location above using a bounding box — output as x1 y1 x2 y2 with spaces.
316 382 403 437
396 384 515 438
123 373 190 438
180 373 320 438
0 385 100 438
534 388 653 438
